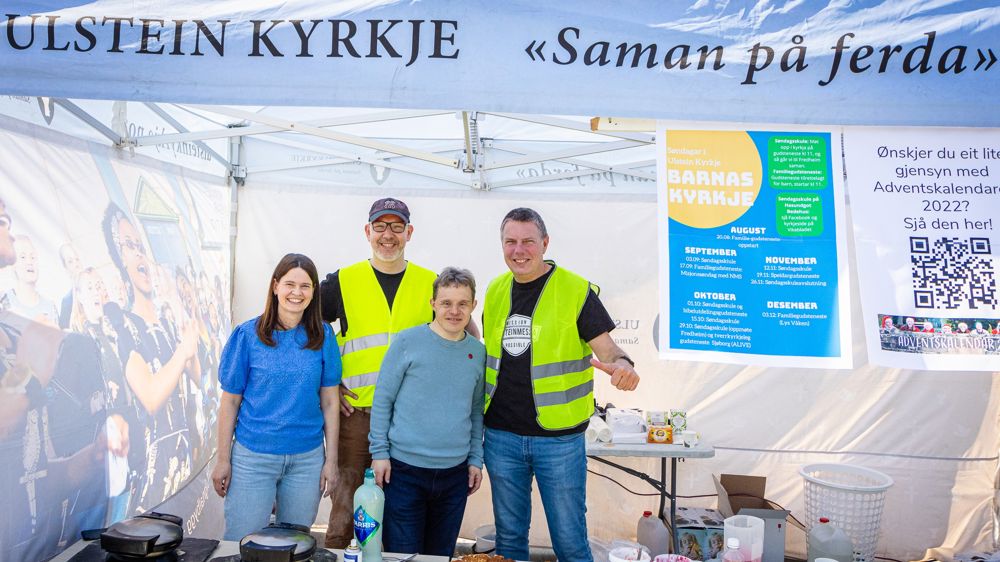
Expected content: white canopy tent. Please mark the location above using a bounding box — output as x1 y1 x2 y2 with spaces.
1 2 999 561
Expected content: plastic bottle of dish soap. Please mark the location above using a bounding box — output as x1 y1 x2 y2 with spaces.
636 511 670 557
353 468 384 562
722 538 746 562
807 517 852 562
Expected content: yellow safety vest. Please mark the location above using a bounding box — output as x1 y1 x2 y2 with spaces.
337 260 435 407
483 263 595 430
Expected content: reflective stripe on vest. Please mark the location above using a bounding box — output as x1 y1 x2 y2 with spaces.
337 260 435 407
339 332 390 356
484 354 500 397
483 263 595 430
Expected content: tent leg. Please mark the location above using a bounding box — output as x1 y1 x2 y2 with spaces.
226 134 245 327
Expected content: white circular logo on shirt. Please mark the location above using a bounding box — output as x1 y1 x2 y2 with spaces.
502 314 532 357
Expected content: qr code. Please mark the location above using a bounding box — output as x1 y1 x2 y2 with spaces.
910 236 997 309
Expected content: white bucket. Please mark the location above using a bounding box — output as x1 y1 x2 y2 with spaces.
474 524 496 553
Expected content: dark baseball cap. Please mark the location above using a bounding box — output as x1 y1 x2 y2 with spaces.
368 197 410 223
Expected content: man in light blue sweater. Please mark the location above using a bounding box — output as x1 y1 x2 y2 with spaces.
369 267 486 556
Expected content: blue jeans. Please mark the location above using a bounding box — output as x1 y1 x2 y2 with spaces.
484 428 592 562
223 440 325 540
383 458 469 556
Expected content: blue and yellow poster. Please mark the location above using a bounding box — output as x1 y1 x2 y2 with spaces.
656 126 851 368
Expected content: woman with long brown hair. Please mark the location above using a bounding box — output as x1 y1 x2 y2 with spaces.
211 253 342 540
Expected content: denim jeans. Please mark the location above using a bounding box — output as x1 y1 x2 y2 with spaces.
383 457 469 556
223 440 325 540
484 428 592 562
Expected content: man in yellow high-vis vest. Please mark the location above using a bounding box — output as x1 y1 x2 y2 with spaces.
483 207 640 562
319 198 438 549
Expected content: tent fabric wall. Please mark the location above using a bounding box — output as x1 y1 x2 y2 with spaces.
0 114 230 561
233 182 1000 560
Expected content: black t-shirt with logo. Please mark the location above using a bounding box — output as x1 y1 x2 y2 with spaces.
484 266 615 437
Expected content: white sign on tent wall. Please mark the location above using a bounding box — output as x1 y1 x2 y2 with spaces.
656 123 852 368
844 127 1000 371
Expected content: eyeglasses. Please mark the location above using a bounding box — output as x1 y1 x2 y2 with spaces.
371 221 406 234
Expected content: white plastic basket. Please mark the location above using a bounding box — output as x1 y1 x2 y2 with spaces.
799 463 893 562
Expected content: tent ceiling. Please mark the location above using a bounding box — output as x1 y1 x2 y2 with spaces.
53 99 658 193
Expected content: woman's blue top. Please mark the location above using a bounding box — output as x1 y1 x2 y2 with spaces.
219 317 341 454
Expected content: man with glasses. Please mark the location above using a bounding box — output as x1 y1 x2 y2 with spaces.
321 198 444 548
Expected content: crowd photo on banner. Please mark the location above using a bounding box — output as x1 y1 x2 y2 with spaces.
0 139 230 562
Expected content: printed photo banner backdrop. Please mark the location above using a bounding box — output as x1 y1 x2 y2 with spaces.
844 127 1000 371
656 124 851 368
1 1 999 127
0 116 230 562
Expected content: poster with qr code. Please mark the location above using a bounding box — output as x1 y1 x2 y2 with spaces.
844 127 1000 371
657 125 852 368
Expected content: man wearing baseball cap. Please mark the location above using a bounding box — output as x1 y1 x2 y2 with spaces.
320 197 437 548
